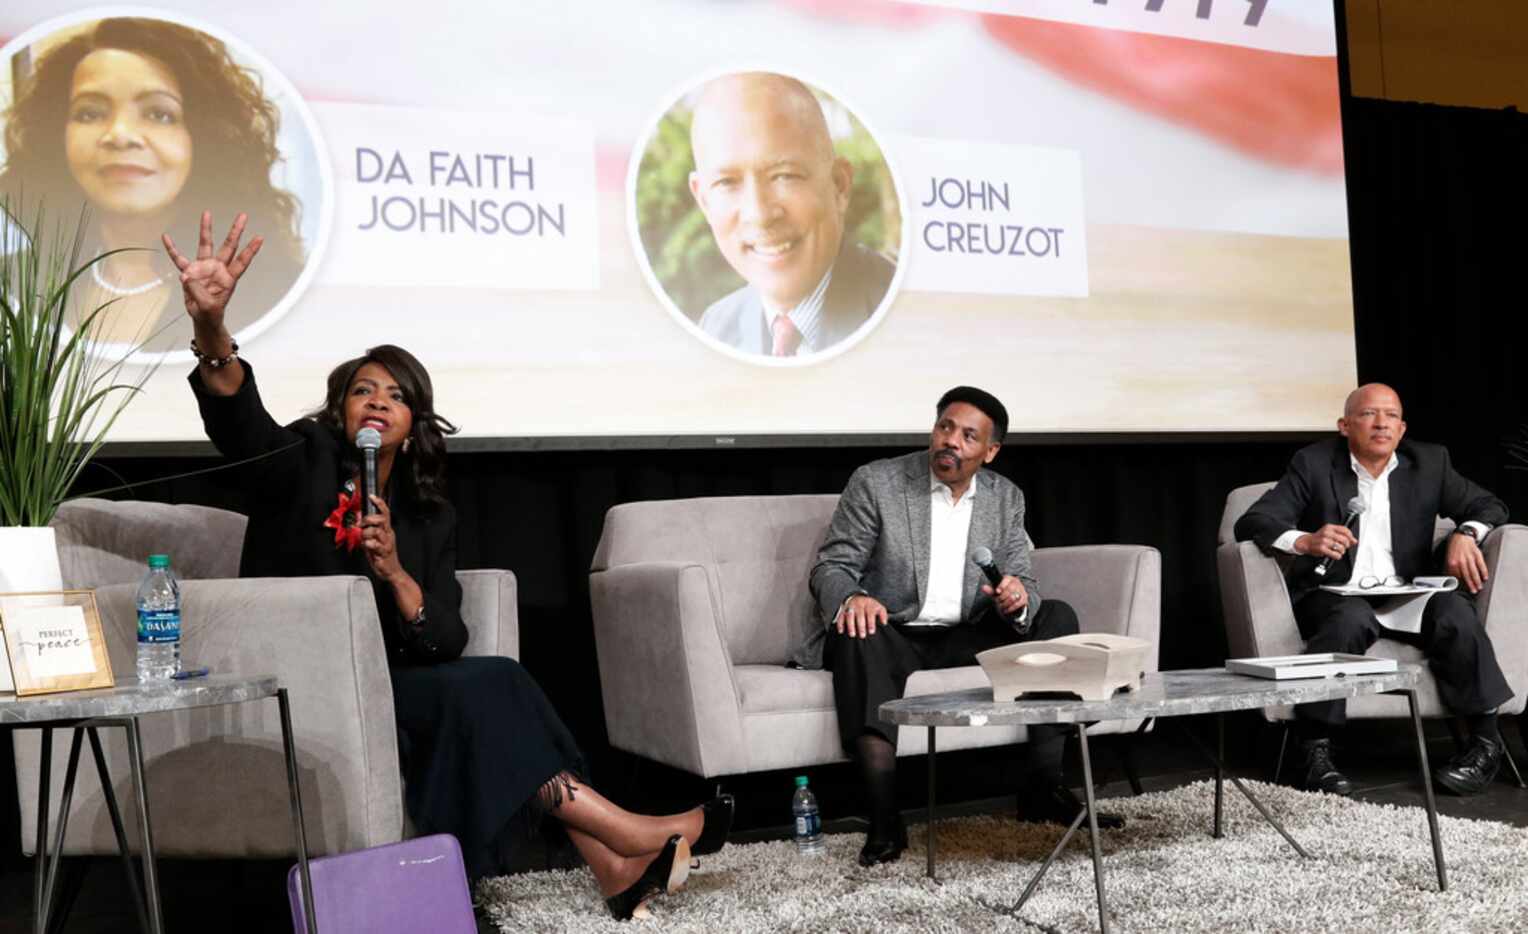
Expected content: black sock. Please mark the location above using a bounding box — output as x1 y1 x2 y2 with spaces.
855 733 899 835
1022 724 1066 787
1466 713 1501 742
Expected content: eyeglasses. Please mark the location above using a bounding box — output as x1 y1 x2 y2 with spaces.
1358 575 1405 590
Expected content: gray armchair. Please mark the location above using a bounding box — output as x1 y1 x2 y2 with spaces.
1216 482 1528 728
589 494 1161 779
12 497 518 859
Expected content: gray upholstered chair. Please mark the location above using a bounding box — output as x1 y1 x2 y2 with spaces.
12 498 518 859
1216 483 1528 778
588 494 1161 778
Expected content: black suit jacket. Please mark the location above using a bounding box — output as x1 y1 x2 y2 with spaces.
191 362 468 666
697 242 895 354
1234 438 1507 604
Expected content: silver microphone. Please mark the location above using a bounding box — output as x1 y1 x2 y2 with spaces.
1314 495 1366 577
356 427 382 517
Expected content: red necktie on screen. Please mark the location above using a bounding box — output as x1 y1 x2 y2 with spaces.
771 314 802 357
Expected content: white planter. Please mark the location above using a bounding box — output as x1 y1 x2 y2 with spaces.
0 525 64 693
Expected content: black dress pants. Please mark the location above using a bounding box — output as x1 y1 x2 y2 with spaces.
1292 589 1512 729
824 599 1080 751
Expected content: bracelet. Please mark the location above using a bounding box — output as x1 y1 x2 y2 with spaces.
190 338 239 369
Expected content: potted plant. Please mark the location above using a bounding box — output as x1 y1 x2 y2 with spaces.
0 198 154 608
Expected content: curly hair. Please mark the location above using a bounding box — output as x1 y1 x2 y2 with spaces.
309 346 459 511
0 17 304 271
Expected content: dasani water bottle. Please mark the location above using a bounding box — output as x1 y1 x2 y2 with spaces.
135 554 181 681
792 775 824 854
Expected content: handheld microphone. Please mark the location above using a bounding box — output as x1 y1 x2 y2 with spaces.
356 427 382 517
972 546 1029 633
1313 496 1366 577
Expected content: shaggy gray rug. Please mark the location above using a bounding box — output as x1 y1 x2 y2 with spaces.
477 780 1528 933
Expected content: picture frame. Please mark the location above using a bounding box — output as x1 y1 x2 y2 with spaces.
0 590 115 696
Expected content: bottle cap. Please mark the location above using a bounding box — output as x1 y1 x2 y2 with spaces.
794 775 808 787
148 554 170 569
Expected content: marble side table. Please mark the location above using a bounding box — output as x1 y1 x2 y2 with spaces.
881 665 1443 934
1 675 317 934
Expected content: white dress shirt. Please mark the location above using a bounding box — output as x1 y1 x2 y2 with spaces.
1273 452 1489 578
762 266 833 355
905 472 977 627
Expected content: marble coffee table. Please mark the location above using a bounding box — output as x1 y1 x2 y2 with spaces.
1 675 317 934
881 664 1443 934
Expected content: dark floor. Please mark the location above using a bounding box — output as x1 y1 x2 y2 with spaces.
4 712 1526 933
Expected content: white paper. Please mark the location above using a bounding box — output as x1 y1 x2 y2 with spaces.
7 605 96 679
1319 577 1459 635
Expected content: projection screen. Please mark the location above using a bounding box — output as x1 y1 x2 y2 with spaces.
0 1 1355 444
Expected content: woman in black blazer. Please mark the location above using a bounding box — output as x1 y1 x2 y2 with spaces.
166 213 732 919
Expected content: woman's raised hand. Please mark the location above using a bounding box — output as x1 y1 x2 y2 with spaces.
161 211 264 328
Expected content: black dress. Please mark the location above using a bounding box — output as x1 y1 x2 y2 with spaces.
192 362 584 877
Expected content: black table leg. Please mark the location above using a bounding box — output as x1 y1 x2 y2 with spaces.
1078 724 1110 934
123 717 164 934
32 728 52 934
86 727 151 934
1213 714 1224 839
922 727 935 880
279 689 319 933
1182 723 1310 858
38 730 83 933
1406 690 1448 891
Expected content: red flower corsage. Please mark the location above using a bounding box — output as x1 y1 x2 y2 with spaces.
323 487 363 552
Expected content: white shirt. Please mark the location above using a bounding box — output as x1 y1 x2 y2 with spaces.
906 472 977 627
762 266 832 354
1273 452 1489 578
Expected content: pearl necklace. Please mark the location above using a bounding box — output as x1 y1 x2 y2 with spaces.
91 259 166 296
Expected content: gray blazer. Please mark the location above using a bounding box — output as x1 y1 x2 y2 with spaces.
794 450 1042 669
698 243 895 354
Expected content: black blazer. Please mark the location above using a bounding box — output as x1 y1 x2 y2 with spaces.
1234 438 1507 604
191 362 468 665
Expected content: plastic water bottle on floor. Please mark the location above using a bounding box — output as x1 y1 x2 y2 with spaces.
135 554 181 681
792 775 824 854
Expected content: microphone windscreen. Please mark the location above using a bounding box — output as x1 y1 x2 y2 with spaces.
971 546 994 567
356 427 382 451
1346 495 1366 516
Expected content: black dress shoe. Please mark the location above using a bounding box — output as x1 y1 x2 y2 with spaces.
1435 734 1503 796
857 816 907 867
1299 738 1354 796
692 793 735 856
1018 782 1126 830
605 835 691 921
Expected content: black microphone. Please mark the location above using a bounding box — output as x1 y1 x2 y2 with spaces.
972 546 1029 633
1313 496 1366 577
356 427 382 517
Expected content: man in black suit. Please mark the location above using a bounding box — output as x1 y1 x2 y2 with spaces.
1236 383 1512 796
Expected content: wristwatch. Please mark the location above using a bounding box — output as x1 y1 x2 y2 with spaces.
1454 525 1480 544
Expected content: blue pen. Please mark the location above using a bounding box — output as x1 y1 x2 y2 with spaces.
171 667 210 680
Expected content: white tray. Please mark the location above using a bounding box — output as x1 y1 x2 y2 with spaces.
1225 653 1398 681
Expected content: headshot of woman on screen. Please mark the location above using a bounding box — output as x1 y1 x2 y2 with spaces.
0 16 309 355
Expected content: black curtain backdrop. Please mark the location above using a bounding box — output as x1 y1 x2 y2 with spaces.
5 96 1526 864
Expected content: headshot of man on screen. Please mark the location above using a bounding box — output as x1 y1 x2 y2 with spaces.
687 72 895 359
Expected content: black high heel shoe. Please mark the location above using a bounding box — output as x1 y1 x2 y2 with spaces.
692 793 736 856
605 834 691 921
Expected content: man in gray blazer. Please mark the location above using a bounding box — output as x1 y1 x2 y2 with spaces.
802 386 1120 867
688 72 895 358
